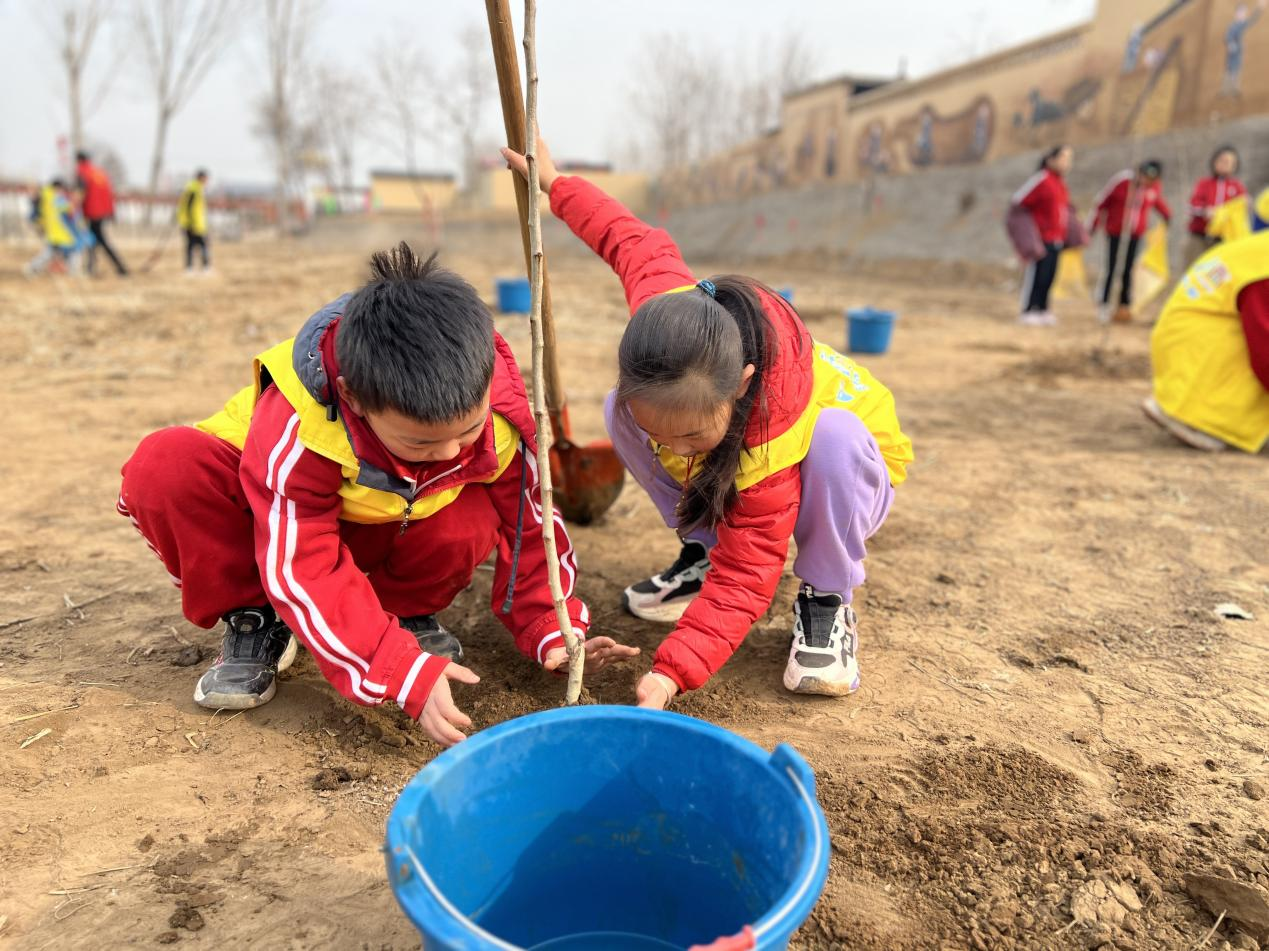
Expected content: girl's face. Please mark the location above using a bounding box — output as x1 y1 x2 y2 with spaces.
1049 147 1074 175
1214 151 1238 177
628 364 756 458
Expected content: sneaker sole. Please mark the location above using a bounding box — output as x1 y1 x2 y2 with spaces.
783 670 861 696
1141 398 1227 452
621 590 695 623
277 635 298 673
193 679 277 711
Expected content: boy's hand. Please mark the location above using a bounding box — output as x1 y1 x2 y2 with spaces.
500 130 560 194
418 662 480 748
635 672 679 710
543 636 640 674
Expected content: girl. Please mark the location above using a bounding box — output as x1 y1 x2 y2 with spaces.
1186 145 1247 267
1012 144 1073 326
1088 160 1171 324
502 138 913 709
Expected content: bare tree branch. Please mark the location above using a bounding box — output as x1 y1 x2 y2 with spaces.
43 0 119 156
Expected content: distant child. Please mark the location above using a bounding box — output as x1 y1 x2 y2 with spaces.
118 244 638 745
502 138 912 710
1089 159 1172 323
24 179 79 276
75 150 128 276
178 169 211 273
1012 145 1074 326
1146 229 1269 453
1186 146 1247 267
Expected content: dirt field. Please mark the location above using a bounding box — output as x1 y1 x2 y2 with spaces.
2 222 1267 951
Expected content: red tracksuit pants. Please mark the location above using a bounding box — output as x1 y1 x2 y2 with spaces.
117 427 500 629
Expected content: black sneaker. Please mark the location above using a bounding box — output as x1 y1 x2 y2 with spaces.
621 540 710 623
783 584 860 696
194 607 297 710
401 615 464 663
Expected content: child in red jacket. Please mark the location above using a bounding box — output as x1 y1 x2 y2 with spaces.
1013 145 1073 326
1089 159 1171 323
503 139 912 709
118 245 637 745
1186 145 1247 266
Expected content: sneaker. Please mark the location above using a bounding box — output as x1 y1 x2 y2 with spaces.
1097 303 1112 324
1018 311 1054 327
400 615 464 663
622 541 710 623
783 585 860 696
194 607 297 710
1141 397 1228 452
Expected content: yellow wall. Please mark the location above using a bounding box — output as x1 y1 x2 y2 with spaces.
660 0 1269 206
472 168 649 213
370 175 457 213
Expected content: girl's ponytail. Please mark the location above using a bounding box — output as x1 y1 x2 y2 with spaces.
617 275 782 533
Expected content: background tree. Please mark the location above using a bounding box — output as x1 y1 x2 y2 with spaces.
311 66 371 193
43 0 120 158
134 0 240 213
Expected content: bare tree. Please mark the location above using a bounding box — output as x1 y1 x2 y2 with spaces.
312 67 371 192
371 38 433 178
134 0 240 209
42 0 119 157
256 0 321 230
427 23 494 188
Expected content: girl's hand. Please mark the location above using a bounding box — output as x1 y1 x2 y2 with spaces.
499 130 560 194
543 636 641 674
418 662 480 747
635 672 679 710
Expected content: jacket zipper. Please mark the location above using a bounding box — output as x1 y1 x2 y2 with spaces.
398 463 461 535
399 502 414 536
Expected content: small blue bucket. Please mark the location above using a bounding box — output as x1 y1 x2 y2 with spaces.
386 706 829 951
496 277 532 314
846 308 896 355
777 287 794 303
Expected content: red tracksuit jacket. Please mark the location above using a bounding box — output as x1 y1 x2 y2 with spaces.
238 304 588 716
1189 176 1247 235
1013 168 1069 244
551 175 814 692
76 159 116 221
1090 171 1171 238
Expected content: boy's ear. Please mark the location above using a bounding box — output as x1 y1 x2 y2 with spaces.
335 376 363 416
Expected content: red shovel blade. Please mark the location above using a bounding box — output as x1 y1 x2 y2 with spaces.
548 440 625 525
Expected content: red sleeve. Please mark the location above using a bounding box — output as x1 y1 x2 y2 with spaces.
1155 190 1172 223
1237 279 1269 391
240 387 448 719
1189 179 1210 218
1016 172 1051 213
651 468 800 692
484 440 590 664
550 175 696 313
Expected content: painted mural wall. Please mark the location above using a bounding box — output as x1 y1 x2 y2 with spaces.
656 0 1269 208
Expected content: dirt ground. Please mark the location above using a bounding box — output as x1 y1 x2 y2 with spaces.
1 220 1267 951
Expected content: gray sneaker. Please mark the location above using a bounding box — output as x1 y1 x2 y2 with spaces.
401 615 464 663
194 607 297 710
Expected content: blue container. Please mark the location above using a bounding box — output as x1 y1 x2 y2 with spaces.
385 707 829 951
846 307 896 355
777 287 794 303
496 277 532 314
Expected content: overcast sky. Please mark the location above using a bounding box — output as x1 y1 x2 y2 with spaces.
0 0 1094 188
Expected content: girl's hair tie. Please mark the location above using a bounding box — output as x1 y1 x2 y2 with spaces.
696 279 717 299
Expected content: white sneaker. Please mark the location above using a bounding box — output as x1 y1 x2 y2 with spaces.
1019 311 1050 327
622 541 710 623
1142 397 1228 452
1097 304 1111 324
783 585 860 696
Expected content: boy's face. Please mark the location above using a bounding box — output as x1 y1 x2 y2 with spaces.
337 377 490 464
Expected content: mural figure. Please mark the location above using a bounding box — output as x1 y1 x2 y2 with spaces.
1222 0 1266 97
1123 24 1145 72
972 102 992 157
893 97 995 168
824 125 839 178
913 108 935 166
857 120 892 175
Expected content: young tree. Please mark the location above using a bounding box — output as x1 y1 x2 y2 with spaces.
134 0 240 211
43 0 119 157
256 0 321 231
427 22 494 188
311 66 370 192
371 37 433 179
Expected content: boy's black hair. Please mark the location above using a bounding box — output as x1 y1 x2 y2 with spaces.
337 242 495 423
1139 159 1163 178
51 178 66 189
195 168 208 179
75 150 90 162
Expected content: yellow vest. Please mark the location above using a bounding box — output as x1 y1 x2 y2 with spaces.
178 180 207 235
1151 232 1269 452
195 338 521 524
655 341 913 491
40 185 73 248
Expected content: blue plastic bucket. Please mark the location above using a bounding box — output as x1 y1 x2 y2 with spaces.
777 287 794 303
846 308 896 354
496 277 532 314
385 706 829 951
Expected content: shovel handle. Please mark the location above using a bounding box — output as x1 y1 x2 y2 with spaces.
485 0 569 439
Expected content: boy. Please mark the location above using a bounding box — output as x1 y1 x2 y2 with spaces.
119 244 637 745
75 150 128 276
1088 159 1171 324
178 169 210 273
